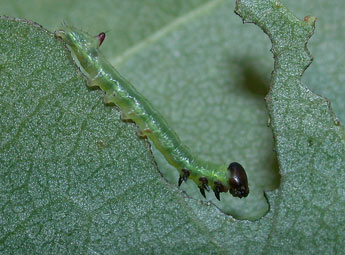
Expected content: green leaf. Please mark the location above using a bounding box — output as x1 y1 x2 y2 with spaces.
235 0 345 253
3 1 276 220
1 0 345 254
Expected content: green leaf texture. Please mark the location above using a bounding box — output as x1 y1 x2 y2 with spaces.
1 0 344 254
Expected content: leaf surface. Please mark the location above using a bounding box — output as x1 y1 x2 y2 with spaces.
1 0 345 254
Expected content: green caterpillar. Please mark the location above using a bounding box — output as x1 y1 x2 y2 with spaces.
55 26 249 201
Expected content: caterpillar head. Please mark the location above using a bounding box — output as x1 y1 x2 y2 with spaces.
228 162 249 198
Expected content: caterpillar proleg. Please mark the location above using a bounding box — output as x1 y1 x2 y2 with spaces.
55 26 249 200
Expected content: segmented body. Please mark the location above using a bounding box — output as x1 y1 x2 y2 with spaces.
55 26 249 200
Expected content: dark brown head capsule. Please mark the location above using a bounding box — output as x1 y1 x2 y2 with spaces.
97 32 106 47
228 162 249 198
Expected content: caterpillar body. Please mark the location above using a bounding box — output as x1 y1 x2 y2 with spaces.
55 26 249 200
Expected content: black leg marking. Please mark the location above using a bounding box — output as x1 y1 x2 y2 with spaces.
199 187 206 198
183 175 188 182
214 181 226 201
178 169 190 187
199 177 210 192
215 187 221 201
178 176 183 187
182 169 190 181
203 184 210 192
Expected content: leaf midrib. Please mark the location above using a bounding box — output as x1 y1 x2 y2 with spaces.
111 0 224 66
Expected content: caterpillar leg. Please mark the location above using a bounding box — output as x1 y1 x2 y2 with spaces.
87 77 100 88
136 128 152 139
120 112 131 121
198 177 210 198
199 187 206 198
199 177 210 192
136 129 147 138
103 94 112 104
213 181 226 201
178 169 190 187
214 187 221 201
104 92 116 104
87 70 103 88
